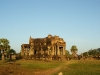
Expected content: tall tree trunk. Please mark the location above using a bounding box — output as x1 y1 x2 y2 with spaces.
2 53 5 60
2 50 5 60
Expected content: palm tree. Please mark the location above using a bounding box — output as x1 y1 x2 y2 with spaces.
7 49 16 60
70 45 78 57
0 38 10 60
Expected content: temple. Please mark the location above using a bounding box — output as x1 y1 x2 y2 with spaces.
20 34 66 60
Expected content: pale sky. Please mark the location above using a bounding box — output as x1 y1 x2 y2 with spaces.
0 0 100 54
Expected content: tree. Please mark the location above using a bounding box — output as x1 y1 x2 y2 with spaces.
70 45 78 57
0 45 3 59
65 50 72 60
0 38 10 60
65 50 69 58
88 49 100 57
83 52 88 57
0 38 10 51
7 49 16 60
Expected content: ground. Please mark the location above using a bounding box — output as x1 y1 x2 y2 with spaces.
0 59 100 75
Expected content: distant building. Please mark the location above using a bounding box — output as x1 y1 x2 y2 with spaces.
20 34 66 60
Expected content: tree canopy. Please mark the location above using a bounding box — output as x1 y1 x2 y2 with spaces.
83 48 100 57
0 38 10 51
7 49 16 60
70 45 78 54
0 38 11 60
7 49 16 55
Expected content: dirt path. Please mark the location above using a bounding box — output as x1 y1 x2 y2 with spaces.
34 61 76 75
43 66 62 75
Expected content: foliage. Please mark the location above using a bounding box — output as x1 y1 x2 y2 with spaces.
0 38 11 60
83 48 100 57
70 45 78 53
65 50 73 59
70 45 78 58
65 50 69 55
7 49 16 60
0 38 10 51
7 49 16 55
0 38 9 45
83 52 88 57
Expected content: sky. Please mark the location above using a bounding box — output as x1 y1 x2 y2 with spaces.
0 0 100 54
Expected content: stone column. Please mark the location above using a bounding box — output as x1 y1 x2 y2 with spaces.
52 46 54 55
25 48 28 56
21 47 24 56
54 46 56 55
57 46 60 55
48 50 49 55
40 48 43 55
63 46 65 55
48 46 51 55
29 46 34 56
2 50 5 60
36 51 39 54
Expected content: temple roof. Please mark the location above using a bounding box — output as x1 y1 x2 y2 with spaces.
29 34 65 44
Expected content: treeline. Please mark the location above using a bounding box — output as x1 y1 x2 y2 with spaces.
65 46 100 60
83 48 100 57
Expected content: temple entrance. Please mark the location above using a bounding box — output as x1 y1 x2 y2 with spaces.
34 50 37 55
59 47 63 55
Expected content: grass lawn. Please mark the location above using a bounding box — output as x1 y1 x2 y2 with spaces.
53 60 100 75
0 60 100 75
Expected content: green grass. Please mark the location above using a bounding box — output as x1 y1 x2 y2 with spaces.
18 60 64 70
0 60 100 75
53 60 100 75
